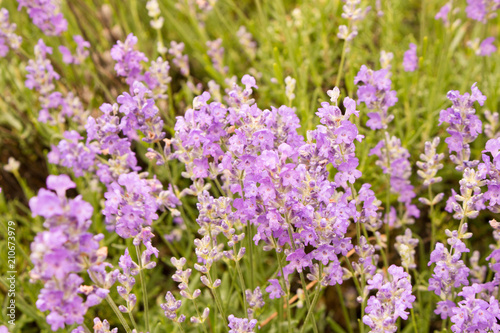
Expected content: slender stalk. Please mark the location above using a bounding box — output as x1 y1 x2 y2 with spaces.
128 311 138 331
247 220 255 289
335 21 352 89
135 245 150 333
335 284 354 333
233 245 248 314
106 295 132 333
274 239 292 333
300 284 322 333
210 285 229 327
286 225 319 333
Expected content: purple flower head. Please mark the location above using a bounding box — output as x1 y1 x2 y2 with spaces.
403 43 418 72
110 33 148 85
439 83 486 169
363 265 416 332
466 0 500 23
355 65 397 130
228 315 258 333
59 35 90 65
17 0 68 35
480 37 497 56
29 175 109 331
266 279 284 299
0 8 22 57
435 2 452 25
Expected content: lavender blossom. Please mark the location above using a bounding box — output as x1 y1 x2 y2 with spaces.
466 0 500 23
228 315 257 333
439 83 486 170
29 175 111 331
110 33 148 85
363 265 416 333
0 8 22 57
206 38 227 74
355 65 397 130
403 43 418 72
17 0 67 35
59 35 90 65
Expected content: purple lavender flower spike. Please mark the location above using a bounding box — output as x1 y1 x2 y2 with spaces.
110 33 148 85
363 265 416 332
17 0 67 35
355 65 397 130
480 37 497 56
403 43 418 72
0 8 22 57
228 315 258 333
439 83 486 170
29 175 112 331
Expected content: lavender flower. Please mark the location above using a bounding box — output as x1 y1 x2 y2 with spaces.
29 175 111 331
91 317 118 333
168 41 190 77
236 26 257 59
369 133 420 226
439 83 486 169
355 65 397 130
394 228 419 269
466 0 500 23
59 35 90 65
0 8 22 57
403 43 418 72
450 284 500 332
428 224 471 304
17 0 67 35
417 137 445 188
161 292 186 323
228 315 257 333
207 38 227 74
435 2 452 26
480 37 497 56
363 265 416 333
110 33 148 85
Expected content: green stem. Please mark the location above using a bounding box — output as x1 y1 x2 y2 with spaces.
300 284 322 333
135 245 150 332
233 245 248 314
247 220 255 289
106 295 132 333
335 284 353 333
335 20 352 89
210 285 229 327
286 225 318 333
274 240 292 333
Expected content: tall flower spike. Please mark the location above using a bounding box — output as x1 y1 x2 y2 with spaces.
29 175 111 331
439 83 486 170
0 8 22 57
17 0 68 35
355 65 397 130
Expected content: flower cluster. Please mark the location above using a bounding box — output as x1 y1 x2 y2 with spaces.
429 224 471 319
403 43 418 72
25 39 88 124
355 65 397 130
17 0 67 35
59 35 90 65
439 83 486 169
363 265 416 333
29 175 110 331
0 8 22 57
370 133 419 226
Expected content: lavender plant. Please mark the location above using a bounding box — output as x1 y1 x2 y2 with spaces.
3 1 500 333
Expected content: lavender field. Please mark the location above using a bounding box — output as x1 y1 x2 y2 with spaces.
1 0 500 332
